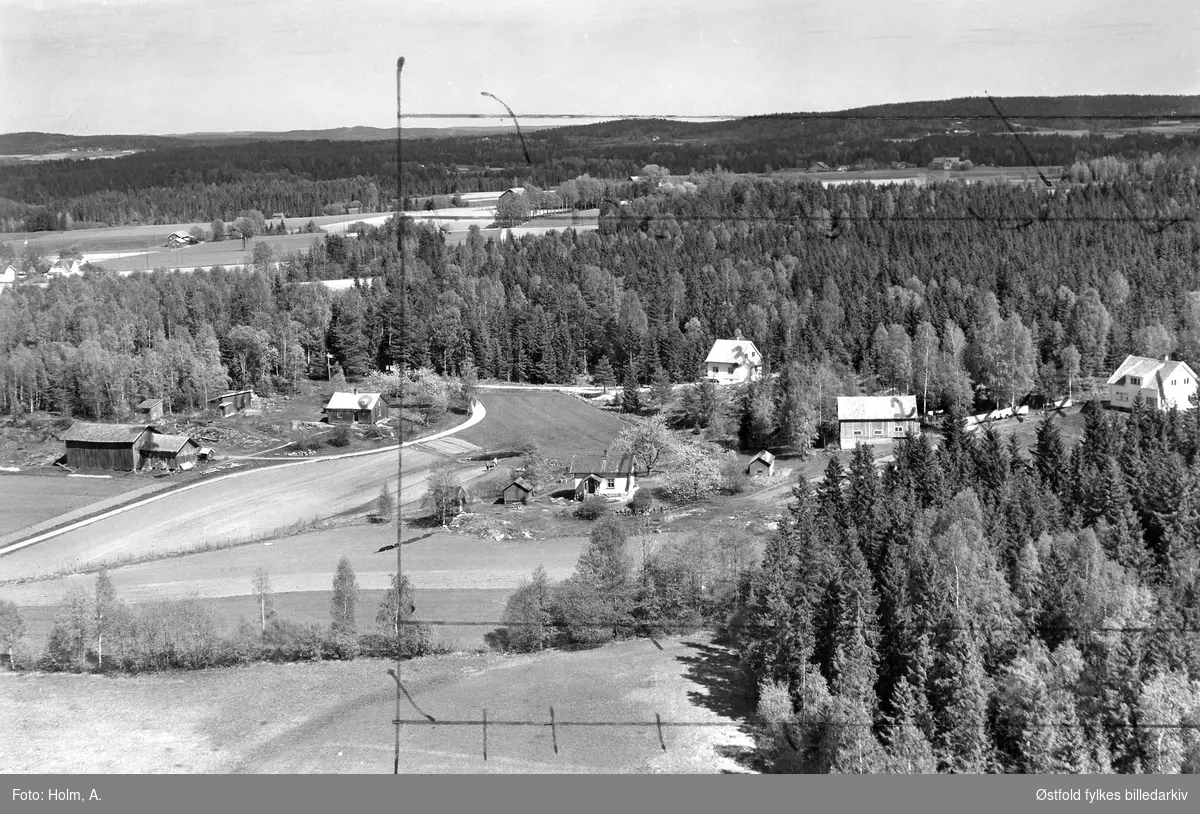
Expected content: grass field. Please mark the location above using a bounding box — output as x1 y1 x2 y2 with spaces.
0 474 144 537
461 389 631 462
0 633 755 773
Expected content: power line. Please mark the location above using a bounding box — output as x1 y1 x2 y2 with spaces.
399 112 1200 122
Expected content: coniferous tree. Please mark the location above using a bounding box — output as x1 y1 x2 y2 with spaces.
1032 413 1068 496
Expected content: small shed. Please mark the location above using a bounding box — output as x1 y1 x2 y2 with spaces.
138 434 201 471
61 422 157 471
323 391 388 424
136 398 164 421
747 450 776 477
500 478 533 505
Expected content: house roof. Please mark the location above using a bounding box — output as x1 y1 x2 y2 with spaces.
837 395 919 421
569 451 636 476
749 450 776 465
500 187 526 197
705 339 762 365
506 478 534 492
61 422 155 444
1107 355 1168 385
324 391 382 411
168 230 191 239
207 389 253 403
136 398 163 409
140 434 199 454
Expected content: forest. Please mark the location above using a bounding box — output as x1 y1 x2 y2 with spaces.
3 148 1200 441
3 96 1200 231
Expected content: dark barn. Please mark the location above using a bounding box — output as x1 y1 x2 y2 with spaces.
500 478 533 505
138 434 201 471
61 422 156 471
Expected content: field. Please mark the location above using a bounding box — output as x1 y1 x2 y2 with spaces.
765 165 1066 187
462 389 631 462
0 474 145 538
0 632 755 773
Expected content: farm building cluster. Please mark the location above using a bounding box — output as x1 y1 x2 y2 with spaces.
60 422 206 473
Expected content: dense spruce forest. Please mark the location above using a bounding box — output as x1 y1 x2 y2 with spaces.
3 93 1200 231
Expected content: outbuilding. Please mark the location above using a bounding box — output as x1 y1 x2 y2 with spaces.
837 395 920 447
61 422 157 471
500 478 534 505
136 398 164 421
138 433 201 471
208 390 254 416
747 450 776 477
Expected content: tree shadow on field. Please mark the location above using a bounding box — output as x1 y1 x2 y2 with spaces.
676 638 760 772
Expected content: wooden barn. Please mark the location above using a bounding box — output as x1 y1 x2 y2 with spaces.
837 395 920 447
135 398 164 421
61 422 156 471
209 389 254 417
138 433 200 471
500 478 533 505
747 450 776 477
323 391 388 424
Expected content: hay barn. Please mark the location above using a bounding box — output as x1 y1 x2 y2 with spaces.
135 398 164 421
61 422 156 471
500 478 533 504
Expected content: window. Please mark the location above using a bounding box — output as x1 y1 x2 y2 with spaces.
606 478 616 489
874 429 884 437
853 430 862 437
1129 377 1142 386
893 424 904 434
1171 380 1176 386
712 366 718 374
728 365 735 374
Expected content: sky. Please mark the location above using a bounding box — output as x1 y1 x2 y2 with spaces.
0 0 1198 135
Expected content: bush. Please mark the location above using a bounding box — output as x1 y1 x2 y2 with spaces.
327 425 353 447
358 626 440 659
627 490 654 515
291 430 325 453
574 496 610 521
9 639 37 671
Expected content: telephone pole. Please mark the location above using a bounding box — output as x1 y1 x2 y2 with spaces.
392 54 406 777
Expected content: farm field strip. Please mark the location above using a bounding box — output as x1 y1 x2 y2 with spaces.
457 389 630 462
0 474 149 538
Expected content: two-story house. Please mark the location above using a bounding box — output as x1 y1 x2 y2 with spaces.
704 339 763 385
1106 355 1197 412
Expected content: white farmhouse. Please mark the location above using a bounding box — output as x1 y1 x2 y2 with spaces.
1106 355 1197 412
569 450 637 500
704 338 763 385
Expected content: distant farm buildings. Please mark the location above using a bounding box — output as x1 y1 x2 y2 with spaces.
746 450 776 477
1105 355 1197 412
208 389 254 417
136 398 164 421
837 395 920 447
0 264 15 296
807 162 831 173
165 230 199 247
323 391 388 424
704 338 763 384
568 450 637 500
45 259 82 278
930 156 962 171
498 187 527 204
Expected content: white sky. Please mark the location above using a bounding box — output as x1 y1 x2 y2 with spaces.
0 0 1197 135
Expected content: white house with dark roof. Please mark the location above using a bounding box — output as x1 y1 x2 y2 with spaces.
45 258 82 277
837 395 920 447
704 338 763 385
568 450 637 500
323 391 388 424
1106 355 1197 412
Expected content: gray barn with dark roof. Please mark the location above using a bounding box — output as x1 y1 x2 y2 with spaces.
61 422 157 471
138 433 200 471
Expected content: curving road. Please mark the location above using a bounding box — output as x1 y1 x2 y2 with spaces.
0 401 487 582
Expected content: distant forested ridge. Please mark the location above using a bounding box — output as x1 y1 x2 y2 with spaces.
3 93 1199 231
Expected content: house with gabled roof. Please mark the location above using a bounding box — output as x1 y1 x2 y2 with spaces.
138 433 201 471
704 337 763 384
136 398 164 421
323 390 388 424
837 395 920 447
45 258 82 278
500 478 534 505
568 449 637 500
1106 355 1197 412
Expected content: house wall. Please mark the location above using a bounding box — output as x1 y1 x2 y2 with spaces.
705 363 759 384
141 404 164 421
501 485 529 503
1108 373 1196 411
839 419 920 446
573 474 635 495
327 409 357 424
138 446 197 471
750 461 773 477
66 440 140 471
